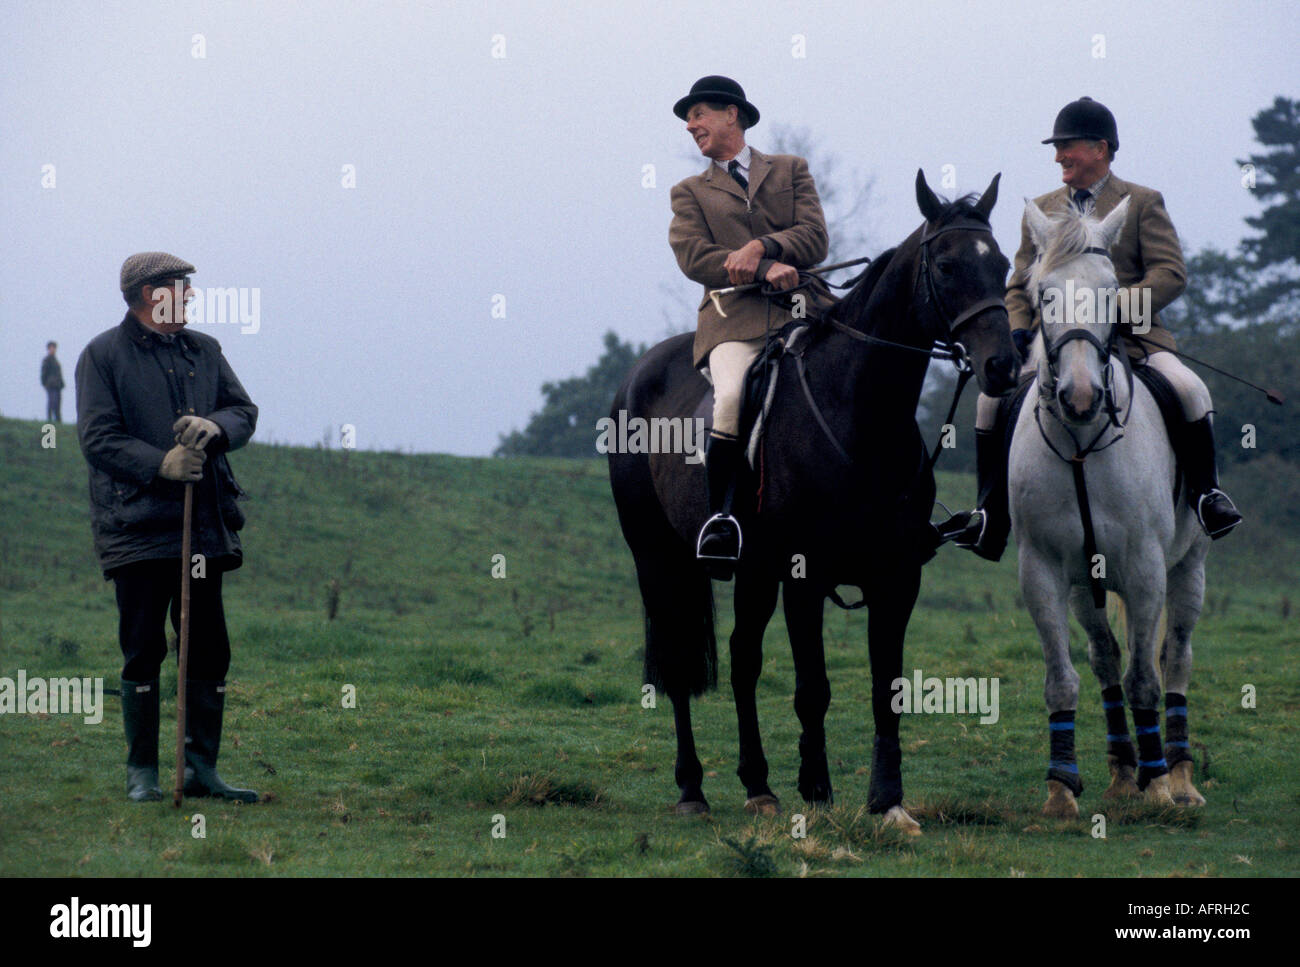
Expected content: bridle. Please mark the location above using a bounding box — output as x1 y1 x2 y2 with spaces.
794 218 1006 466
1032 248 1134 463
1029 247 1137 610
828 218 1006 372
917 218 1008 346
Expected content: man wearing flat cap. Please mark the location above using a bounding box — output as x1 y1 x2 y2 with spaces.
669 75 837 577
961 96 1241 562
76 252 260 803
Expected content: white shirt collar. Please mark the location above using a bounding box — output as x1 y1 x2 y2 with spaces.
714 144 752 174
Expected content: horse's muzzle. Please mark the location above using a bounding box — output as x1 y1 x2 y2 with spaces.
1058 382 1102 424
982 353 1019 398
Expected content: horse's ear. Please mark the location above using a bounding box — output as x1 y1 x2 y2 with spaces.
1024 199 1052 254
1096 195 1131 252
973 172 1001 220
915 168 943 223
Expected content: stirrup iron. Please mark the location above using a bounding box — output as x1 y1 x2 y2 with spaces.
696 512 742 561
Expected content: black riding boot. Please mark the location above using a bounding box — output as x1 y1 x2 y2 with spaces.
182 680 259 803
954 427 1011 562
122 679 162 802
696 434 743 580
1184 415 1242 539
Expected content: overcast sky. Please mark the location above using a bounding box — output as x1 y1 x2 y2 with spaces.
3 0 1295 455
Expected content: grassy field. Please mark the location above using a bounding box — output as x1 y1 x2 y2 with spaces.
1 415 1296 877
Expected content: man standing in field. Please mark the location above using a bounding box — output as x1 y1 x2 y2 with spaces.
77 252 260 803
41 341 64 422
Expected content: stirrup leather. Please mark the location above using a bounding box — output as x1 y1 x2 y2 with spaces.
696 513 742 561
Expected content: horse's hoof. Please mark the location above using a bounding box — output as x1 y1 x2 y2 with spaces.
1143 774 1175 807
1043 779 1080 818
1169 761 1206 807
744 794 782 817
674 800 710 816
1102 759 1141 800
798 780 833 805
881 805 922 836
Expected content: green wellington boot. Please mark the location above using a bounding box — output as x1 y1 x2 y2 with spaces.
122 679 163 802
182 680 259 803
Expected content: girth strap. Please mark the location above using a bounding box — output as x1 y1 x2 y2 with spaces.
793 349 852 464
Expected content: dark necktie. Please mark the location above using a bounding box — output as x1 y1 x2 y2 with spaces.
1073 189 1092 213
728 160 748 191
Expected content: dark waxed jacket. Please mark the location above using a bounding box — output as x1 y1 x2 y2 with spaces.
41 355 64 390
76 314 258 575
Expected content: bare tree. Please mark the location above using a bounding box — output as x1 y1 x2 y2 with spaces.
659 127 879 334
766 124 877 268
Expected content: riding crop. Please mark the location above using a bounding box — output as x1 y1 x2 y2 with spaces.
708 257 870 317
1128 332 1284 406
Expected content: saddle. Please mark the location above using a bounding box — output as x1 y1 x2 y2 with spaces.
694 320 808 469
1001 354 1185 506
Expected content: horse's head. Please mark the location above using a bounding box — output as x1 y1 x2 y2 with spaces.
915 170 1018 398
1024 196 1130 426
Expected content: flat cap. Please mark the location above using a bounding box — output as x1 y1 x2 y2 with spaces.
120 252 196 291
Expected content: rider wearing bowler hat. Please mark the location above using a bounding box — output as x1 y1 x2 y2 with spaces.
668 75 837 578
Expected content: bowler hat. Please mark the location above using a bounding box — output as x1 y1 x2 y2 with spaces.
1043 96 1119 153
673 75 760 128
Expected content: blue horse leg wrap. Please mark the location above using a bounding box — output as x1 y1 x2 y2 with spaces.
1046 711 1083 797
1132 707 1168 789
1164 692 1191 767
1101 685 1137 767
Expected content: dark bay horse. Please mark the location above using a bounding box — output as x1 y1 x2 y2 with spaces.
609 171 1019 831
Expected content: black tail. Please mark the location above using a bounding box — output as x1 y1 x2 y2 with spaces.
609 450 716 698
636 541 717 697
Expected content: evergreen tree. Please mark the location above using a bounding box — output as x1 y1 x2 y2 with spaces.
494 331 646 458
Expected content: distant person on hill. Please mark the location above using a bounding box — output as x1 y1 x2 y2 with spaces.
41 341 64 422
76 251 261 804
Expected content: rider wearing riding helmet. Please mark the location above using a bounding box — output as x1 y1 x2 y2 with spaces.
960 96 1242 561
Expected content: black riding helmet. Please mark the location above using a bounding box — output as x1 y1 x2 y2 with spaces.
1043 97 1118 153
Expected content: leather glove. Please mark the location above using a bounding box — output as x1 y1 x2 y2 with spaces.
173 415 223 450
159 444 206 482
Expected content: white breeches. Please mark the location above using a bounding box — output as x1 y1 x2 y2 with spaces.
974 350 1212 430
1145 351 1212 421
707 337 765 438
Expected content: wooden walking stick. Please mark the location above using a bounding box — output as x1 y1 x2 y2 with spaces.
173 480 194 808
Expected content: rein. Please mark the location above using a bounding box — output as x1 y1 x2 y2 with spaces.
1030 250 1136 609
790 219 999 466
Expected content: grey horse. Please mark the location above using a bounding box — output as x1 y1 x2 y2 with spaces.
1010 196 1208 818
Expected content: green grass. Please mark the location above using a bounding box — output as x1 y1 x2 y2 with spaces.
0 416 1296 877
